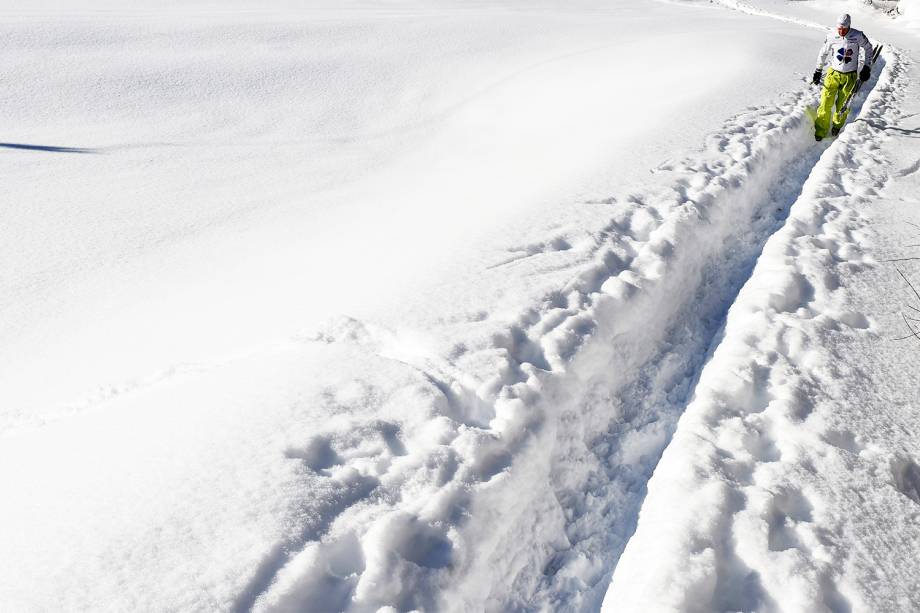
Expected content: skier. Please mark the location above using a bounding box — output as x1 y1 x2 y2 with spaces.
812 13 873 140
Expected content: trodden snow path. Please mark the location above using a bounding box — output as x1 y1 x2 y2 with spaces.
603 38 920 613
242 53 887 612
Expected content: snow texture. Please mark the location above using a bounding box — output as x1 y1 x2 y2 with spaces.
2 1 920 612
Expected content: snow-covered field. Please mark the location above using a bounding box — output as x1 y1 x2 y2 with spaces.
2 0 919 611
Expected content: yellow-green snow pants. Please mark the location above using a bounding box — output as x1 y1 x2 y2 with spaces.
815 68 858 138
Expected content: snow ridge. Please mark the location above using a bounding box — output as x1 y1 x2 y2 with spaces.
246 75 881 610
604 46 918 612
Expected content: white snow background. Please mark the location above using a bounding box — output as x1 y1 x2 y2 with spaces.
1 0 919 611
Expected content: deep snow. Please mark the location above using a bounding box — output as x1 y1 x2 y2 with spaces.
2 0 920 612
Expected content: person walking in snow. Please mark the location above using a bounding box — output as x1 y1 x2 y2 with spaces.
812 13 873 141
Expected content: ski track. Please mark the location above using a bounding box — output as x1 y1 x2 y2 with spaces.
605 43 918 612
236 48 896 612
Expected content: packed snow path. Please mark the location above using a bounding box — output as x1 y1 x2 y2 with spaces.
3 1 920 612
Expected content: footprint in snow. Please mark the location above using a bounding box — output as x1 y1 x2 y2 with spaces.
821 429 864 455
287 435 342 472
896 158 920 178
765 486 814 553
891 456 920 505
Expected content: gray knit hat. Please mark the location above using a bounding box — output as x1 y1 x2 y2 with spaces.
837 13 851 27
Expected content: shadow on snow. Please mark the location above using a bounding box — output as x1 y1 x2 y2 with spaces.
0 142 99 154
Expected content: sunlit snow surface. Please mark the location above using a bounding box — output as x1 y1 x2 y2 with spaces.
1 0 919 611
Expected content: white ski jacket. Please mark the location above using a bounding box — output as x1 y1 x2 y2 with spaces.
816 28 873 73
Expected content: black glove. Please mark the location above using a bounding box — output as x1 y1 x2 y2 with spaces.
860 65 871 81
812 69 822 85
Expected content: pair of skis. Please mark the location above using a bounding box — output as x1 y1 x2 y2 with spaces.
839 44 884 115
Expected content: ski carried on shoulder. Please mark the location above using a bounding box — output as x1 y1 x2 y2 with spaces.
840 44 884 116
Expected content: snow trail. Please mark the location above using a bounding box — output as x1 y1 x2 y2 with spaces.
604 42 920 612
244 68 886 611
